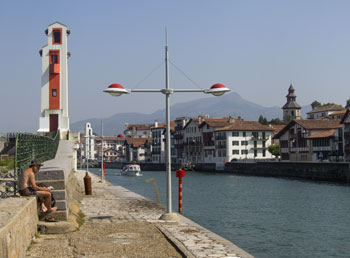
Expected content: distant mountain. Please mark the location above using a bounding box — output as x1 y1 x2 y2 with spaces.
71 91 310 136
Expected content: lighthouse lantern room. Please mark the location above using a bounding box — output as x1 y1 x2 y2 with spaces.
38 22 70 139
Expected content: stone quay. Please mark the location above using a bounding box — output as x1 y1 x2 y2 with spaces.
1 140 253 258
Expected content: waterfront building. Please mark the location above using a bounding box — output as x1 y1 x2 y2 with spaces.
124 138 152 163
38 22 71 139
213 121 274 163
328 109 347 120
340 109 350 162
94 136 125 162
174 117 190 164
124 123 152 138
199 117 239 163
183 116 207 164
102 148 120 162
307 104 345 120
274 119 343 162
83 123 95 160
282 84 301 121
151 121 176 164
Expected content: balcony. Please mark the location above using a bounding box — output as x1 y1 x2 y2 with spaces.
49 63 60 74
251 136 265 140
174 134 183 139
251 146 267 150
345 144 350 154
344 132 350 140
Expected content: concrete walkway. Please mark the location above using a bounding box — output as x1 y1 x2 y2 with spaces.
26 169 253 258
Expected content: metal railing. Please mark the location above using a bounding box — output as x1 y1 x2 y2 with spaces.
14 131 60 192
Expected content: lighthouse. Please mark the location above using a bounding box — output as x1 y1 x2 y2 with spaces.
38 22 70 139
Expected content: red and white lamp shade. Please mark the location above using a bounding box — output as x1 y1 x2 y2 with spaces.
103 84 130 96
204 83 230 96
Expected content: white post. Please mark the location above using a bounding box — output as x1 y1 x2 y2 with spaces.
101 120 104 181
86 135 89 173
165 29 172 214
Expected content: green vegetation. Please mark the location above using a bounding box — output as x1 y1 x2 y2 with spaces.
0 160 14 174
345 98 350 108
311 100 336 110
258 115 285 125
268 144 280 158
76 211 85 227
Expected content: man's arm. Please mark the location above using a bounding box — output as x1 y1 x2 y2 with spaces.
29 172 49 192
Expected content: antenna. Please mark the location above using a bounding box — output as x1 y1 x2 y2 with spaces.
165 27 168 47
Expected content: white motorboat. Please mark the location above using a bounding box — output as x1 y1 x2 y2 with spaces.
121 164 142 176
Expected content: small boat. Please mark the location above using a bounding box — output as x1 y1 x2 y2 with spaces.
121 164 142 176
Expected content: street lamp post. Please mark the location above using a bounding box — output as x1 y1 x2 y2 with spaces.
103 40 230 220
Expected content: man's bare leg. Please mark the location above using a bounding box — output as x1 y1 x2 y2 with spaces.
41 202 48 212
36 191 57 212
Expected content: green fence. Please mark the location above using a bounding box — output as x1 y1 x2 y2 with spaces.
14 131 60 190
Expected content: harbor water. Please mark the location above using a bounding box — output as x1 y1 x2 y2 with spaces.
90 168 350 258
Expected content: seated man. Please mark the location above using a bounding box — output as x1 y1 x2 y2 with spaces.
18 160 57 213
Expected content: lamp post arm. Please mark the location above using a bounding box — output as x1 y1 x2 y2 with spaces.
129 89 163 93
129 89 206 93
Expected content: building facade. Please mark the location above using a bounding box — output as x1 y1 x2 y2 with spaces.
124 123 152 138
274 119 343 162
341 109 350 162
307 104 345 120
214 121 274 163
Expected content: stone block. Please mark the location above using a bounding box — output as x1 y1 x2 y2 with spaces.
36 179 65 190
51 189 66 200
35 169 65 181
55 200 67 211
39 210 68 221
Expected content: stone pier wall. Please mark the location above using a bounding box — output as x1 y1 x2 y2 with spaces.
0 197 38 258
224 162 350 183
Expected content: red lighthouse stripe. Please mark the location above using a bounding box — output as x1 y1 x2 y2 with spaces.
49 50 60 110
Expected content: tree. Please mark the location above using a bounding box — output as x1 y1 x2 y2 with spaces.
258 115 268 125
345 98 350 108
268 144 280 158
311 100 321 110
269 118 285 125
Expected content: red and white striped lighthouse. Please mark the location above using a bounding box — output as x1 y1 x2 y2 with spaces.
38 22 70 139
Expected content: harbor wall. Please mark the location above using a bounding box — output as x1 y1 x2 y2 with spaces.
102 162 183 171
0 197 38 258
224 162 350 183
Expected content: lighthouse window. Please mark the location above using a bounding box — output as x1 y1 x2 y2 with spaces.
52 89 57 97
52 29 62 44
51 54 58 64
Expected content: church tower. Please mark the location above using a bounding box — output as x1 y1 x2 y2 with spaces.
38 22 70 139
282 84 301 121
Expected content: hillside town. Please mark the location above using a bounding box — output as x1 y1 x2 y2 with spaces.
78 85 350 166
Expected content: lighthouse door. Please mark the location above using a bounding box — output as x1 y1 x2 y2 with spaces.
50 114 58 132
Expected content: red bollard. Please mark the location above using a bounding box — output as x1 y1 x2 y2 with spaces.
103 162 106 177
176 169 185 214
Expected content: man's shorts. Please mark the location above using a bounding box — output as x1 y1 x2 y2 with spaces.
19 187 36 196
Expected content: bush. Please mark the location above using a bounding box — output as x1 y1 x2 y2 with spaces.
0 160 14 170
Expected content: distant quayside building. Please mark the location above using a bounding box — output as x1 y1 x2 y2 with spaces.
38 22 70 139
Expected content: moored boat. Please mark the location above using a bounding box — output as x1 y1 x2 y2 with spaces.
121 164 142 176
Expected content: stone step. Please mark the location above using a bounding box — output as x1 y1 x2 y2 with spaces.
39 210 68 221
55 200 67 211
35 179 66 190
35 169 64 181
51 189 66 201
37 221 77 234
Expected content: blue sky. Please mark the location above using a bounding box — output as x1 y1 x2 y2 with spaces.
1 0 350 133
